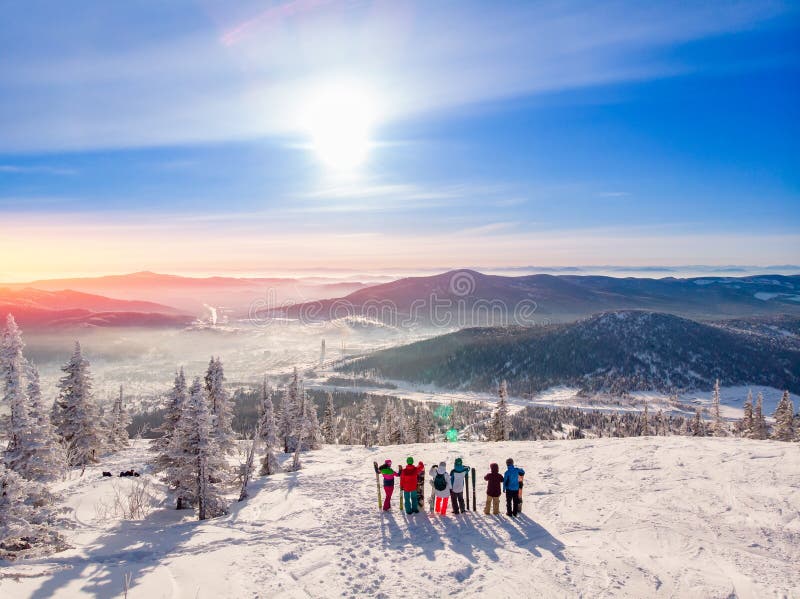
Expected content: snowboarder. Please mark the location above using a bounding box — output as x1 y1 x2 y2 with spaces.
400 457 425 514
503 458 525 517
430 461 452 515
449 458 470 514
374 459 400 511
483 462 503 515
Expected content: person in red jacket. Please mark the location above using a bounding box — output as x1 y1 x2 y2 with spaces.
399 457 425 514
483 462 503 515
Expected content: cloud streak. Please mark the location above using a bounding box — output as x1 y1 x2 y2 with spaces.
0 1 791 152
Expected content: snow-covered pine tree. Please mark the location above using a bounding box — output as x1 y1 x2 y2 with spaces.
740 390 754 438
257 377 278 448
6 361 65 482
305 392 322 450
321 392 337 444
108 385 131 451
152 368 188 471
278 368 301 453
491 380 510 441
204 357 236 454
641 401 650 436
711 379 726 437
1 314 29 453
192 379 228 520
771 390 795 442
391 402 406 445
753 392 768 440
288 389 309 472
692 408 705 437
0 463 66 559
359 396 376 447
167 377 228 515
54 342 103 467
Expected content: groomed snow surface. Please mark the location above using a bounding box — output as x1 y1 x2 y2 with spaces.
2 438 799 598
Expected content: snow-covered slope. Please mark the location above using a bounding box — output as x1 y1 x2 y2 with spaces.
2 438 799 598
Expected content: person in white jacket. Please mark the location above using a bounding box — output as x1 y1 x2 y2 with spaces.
430 462 452 515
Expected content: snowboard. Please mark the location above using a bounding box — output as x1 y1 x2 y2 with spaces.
471 467 476 512
518 473 524 514
373 462 382 510
428 470 435 513
417 468 425 511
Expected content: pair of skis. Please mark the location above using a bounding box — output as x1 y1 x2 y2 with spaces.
464 467 476 512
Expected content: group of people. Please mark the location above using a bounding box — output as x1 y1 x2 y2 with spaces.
373 457 526 518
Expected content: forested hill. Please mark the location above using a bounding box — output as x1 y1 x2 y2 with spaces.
340 311 800 395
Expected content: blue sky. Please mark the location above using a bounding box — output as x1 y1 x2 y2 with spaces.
1 0 799 279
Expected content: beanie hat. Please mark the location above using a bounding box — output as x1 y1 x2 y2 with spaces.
386 459 392 465
455 457 463 466
407 457 414 465
506 458 514 465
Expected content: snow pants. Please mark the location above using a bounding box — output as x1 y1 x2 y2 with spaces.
505 490 520 516
484 495 500 515
450 491 465 514
434 496 449 515
403 490 418 514
383 485 394 511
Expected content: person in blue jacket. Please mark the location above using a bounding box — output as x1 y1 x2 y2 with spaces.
503 458 525 517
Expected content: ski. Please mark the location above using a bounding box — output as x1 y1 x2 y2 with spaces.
374 461 381 510
399 480 404 512
518 473 524 514
471 467 476 511
465 468 470 511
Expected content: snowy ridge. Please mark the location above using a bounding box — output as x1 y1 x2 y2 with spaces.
2 437 799 598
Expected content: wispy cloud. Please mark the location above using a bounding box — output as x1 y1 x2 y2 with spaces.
0 164 76 175
0 1 790 152
598 191 632 198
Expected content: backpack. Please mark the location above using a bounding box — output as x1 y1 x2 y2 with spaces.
433 472 447 491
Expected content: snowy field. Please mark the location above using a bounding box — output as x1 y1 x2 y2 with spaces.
2 437 799 598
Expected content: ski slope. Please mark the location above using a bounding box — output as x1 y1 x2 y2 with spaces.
1 437 799 598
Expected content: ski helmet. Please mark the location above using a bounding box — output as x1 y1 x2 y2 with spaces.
407 457 414 465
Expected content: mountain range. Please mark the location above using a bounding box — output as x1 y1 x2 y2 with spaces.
276 269 800 326
340 310 800 395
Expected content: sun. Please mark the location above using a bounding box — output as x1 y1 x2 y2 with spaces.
304 81 377 171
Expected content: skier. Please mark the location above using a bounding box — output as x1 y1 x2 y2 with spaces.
399 457 425 514
374 459 401 511
483 462 503 515
503 458 525 517
430 461 452 515
449 458 470 515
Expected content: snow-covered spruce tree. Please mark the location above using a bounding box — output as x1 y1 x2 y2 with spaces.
152 368 188 472
168 378 228 516
257 377 278 448
491 380 510 441
0 463 67 559
752 392 768 440
390 402 406 445
278 368 301 453
641 401 650 436
771 390 795 442
2 314 29 453
6 361 65 482
257 378 281 476
204 357 236 454
692 408 705 437
108 385 131 451
54 342 103 467
359 396 377 448
711 379 726 437
739 390 754 438
321 392 337 444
